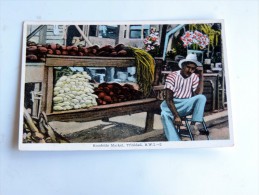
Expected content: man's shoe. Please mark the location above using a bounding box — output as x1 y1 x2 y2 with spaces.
191 125 200 135
181 137 191 141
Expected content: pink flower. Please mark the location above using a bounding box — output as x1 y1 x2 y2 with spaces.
143 29 160 52
185 31 191 37
181 30 209 49
152 37 157 41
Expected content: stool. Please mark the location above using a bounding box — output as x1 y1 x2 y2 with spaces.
176 117 210 141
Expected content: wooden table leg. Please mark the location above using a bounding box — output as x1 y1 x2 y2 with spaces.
145 112 154 132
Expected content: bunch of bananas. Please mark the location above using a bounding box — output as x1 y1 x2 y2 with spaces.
130 47 155 97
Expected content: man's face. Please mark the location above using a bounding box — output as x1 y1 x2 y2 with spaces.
181 63 197 78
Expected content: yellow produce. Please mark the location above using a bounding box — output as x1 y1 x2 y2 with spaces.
52 71 97 111
130 47 155 97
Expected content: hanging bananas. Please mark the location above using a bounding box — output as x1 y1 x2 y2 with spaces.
130 47 155 97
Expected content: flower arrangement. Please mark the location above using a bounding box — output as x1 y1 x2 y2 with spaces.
181 30 209 49
143 27 160 55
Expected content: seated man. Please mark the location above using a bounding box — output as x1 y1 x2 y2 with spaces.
160 53 206 141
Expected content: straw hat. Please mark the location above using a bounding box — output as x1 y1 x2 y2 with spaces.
178 53 202 68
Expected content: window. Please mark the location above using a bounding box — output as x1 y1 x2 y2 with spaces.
124 25 127 38
98 25 118 39
129 25 150 39
66 25 83 46
89 25 118 39
129 25 141 39
89 25 97 36
143 25 150 38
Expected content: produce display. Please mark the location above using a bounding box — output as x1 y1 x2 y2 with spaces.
26 41 133 62
27 41 156 100
53 71 143 110
52 71 98 111
94 83 143 105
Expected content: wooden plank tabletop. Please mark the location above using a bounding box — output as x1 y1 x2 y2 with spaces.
46 98 161 122
46 55 136 67
45 55 163 67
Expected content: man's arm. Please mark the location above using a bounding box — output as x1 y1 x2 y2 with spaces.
194 67 204 95
165 89 182 126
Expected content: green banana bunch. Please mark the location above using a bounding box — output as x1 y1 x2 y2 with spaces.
130 47 155 97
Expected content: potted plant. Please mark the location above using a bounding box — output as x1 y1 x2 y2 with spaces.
189 24 221 59
143 27 160 57
180 30 210 63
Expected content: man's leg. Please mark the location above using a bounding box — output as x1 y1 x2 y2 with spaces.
160 101 181 141
190 94 206 122
175 94 206 122
181 95 206 135
160 95 206 141
173 95 206 136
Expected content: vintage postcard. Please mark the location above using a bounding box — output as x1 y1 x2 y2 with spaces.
19 20 233 150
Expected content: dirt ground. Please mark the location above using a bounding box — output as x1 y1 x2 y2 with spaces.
50 111 229 143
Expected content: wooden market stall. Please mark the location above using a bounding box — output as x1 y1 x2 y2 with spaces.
41 55 164 132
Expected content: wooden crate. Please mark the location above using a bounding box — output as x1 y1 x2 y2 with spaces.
203 80 214 112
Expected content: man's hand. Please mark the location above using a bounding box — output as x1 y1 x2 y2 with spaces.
174 116 182 126
196 66 203 74
196 66 203 73
165 89 182 126
194 66 204 95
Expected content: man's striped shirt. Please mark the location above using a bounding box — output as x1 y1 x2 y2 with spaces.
164 70 199 98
